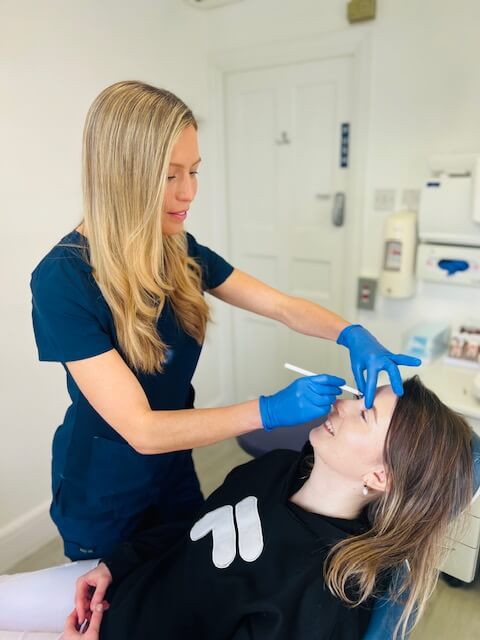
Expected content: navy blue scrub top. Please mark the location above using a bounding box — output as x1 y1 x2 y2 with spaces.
30 230 234 521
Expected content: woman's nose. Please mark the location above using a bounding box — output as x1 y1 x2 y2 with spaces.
336 398 359 417
332 399 344 417
177 177 196 202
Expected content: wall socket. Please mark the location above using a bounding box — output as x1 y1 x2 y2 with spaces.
374 188 396 212
357 277 377 310
401 189 421 211
347 0 376 23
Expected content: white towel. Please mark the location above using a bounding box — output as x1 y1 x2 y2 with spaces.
0 560 98 633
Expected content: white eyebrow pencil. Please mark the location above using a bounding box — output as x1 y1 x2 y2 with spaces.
284 362 363 398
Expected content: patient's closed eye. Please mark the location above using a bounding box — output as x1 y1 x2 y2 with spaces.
362 406 378 424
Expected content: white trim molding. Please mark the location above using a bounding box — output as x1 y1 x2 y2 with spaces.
0 501 57 573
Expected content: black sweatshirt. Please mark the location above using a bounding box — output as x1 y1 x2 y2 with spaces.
99 446 373 640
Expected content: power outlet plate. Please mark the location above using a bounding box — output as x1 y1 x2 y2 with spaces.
357 277 377 310
347 0 376 23
401 189 421 211
374 188 396 212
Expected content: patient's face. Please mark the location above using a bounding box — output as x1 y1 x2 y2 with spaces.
309 385 397 482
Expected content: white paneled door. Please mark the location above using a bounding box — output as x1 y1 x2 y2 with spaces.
226 56 352 401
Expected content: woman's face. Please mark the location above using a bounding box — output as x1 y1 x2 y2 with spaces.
309 385 397 483
162 124 201 236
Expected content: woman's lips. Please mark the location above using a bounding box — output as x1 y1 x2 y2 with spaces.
167 210 188 221
323 418 335 436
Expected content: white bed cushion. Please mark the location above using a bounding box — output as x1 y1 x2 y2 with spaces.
0 633 61 640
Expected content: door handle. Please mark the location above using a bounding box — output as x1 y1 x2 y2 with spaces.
275 131 291 145
331 192 345 227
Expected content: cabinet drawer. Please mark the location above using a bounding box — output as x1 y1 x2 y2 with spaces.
466 415 480 515
468 416 480 434
471 493 480 518
448 513 480 548
440 539 479 583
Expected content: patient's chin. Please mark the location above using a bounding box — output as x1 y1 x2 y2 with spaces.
308 425 326 449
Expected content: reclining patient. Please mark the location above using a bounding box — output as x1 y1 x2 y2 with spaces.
0 377 474 640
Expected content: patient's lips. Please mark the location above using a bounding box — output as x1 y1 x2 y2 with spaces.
324 418 335 436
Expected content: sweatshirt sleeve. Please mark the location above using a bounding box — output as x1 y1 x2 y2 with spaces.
101 520 191 584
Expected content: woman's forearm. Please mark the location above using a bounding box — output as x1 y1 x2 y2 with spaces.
210 271 349 342
279 295 350 342
67 351 263 456
134 400 262 454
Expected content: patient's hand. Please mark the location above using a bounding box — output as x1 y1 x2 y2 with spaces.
75 562 112 626
63 606 103 639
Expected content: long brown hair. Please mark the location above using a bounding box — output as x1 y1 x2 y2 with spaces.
325 376 473 638
82 81 210 373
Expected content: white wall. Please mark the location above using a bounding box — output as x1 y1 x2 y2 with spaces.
2 0 480 566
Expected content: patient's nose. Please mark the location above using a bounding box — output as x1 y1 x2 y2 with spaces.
336 397 361 416
333 399 345 416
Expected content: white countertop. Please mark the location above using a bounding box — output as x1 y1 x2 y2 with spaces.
416 359 480 421
376 358 480 425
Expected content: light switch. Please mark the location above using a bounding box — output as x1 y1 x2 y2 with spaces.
357 277 377 310
374 188 396 212
401 189 421 211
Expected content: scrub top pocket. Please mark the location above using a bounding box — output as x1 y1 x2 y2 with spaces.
86 436 176 517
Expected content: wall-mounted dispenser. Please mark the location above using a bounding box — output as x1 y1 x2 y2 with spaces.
418 154 480 247
379 210 417 298
417 244 480 286
416 154 480 286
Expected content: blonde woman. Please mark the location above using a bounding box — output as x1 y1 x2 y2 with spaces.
0 378 476 639
30 81 420 562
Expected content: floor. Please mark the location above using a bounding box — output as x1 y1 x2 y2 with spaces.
8 438 480 639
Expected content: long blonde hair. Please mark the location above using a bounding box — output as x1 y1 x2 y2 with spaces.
82 81 210 372
325 377 473 639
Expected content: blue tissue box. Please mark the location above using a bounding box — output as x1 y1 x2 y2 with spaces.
404 323 450 363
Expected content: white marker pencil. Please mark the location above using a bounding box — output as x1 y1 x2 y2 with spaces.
284 362 363 398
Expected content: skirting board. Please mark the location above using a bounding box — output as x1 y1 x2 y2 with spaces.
0 501 57 574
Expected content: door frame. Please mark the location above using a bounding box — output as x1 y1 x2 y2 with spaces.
207 30 372 403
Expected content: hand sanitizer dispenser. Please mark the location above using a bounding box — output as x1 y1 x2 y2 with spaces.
379 210 417 298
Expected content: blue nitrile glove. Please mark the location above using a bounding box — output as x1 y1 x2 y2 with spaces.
337 324 422 409
259 374 346 431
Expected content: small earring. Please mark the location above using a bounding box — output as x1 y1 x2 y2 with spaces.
362 484 369 496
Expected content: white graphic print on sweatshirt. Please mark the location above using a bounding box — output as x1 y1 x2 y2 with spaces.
190 496 264 569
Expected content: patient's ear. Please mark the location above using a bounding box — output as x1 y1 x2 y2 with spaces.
363 467 389 494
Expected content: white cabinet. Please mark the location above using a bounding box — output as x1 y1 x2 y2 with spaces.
418 362 480 582
441 538 479 583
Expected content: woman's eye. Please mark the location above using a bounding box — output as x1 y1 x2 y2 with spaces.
167 176 176 181
361 410 368 422
190 171 199 177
